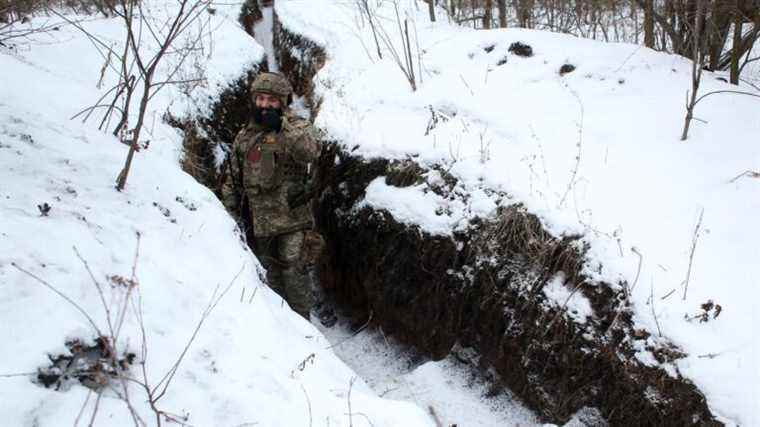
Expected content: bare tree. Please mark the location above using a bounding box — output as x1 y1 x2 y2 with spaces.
643 0 654 48
427 0 436 22
363 0 419 91
730 0 743 84
0 0 72 47
497 0 507 27
483 0 493 28
112 0 212 190
681 0 707 141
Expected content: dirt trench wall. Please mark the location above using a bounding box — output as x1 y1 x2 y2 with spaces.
310 146 717 426
270 11 719 426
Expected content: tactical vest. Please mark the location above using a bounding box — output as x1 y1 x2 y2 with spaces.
244 133 308 194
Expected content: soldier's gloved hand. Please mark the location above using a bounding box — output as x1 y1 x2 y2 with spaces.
286 182 312 209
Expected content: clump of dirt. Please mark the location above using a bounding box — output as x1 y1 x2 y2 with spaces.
560 63 576 75
509 41 533 57
37 337 135 391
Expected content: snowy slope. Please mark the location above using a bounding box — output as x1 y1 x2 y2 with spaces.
0 6 433 427
275 1 760 425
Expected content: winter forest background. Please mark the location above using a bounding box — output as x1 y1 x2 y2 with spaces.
1 0 758 426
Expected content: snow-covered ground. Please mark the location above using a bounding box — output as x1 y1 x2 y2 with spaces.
275 1 760 425
0 4 435 426
313 315 542 427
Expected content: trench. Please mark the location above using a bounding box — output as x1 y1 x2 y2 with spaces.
247 4 544 425
178 2 722 426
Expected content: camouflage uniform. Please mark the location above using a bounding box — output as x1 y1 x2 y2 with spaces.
222 72 321 319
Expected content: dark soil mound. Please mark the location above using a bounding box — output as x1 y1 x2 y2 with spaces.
509 41 534 57
560 64 577 75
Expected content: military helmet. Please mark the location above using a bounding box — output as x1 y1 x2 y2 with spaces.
251 72 293 107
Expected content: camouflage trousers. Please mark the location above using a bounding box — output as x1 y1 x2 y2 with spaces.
253 230 315 320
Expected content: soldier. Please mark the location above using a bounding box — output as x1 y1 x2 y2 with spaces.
222 72 321 320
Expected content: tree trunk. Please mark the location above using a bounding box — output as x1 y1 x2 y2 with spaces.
428 0 436 22
707 0 733 70
730 0 742 84
497 0 507 27
483 0 493 29
681 0 706 141
644 0 654 47
518 0 531 28
116 72 153 190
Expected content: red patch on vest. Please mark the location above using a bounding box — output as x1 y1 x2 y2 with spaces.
247 147 262 163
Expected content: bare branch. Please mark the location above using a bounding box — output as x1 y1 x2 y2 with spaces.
11 262 102 336
682 207 705 300
152 263 245 402
74 246 115 339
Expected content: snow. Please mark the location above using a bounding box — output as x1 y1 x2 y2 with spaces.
253 4 278 72
275 0 760 425
0 5 434 426
359 175 499 236
359 177 462 235
542 273 593 324
313 317 542 427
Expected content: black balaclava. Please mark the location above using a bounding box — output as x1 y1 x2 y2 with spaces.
253 105 283 132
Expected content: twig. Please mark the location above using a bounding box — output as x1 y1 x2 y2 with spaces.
152 263 245 402
428 405 444 427
352 413 376 427
649 279 662 337
11 262 102 337
660 289 676 301
300 384 313 427
693 89 760 107
359 0 382 59
682 208 704 300
347 376 356 427
291 353 316 377
728 170 760 183
559 83 584 207
326 310 373 350
378 386 400 397
0 371 36 378
629 247 643 294
87 392 103 427
542 280 586 336
73 389 93 427
603 248 642 337
114 233 141 345
613 44 643 73
697 352 722 359
459 74 474 96
70 104 127 121
74 246 115 339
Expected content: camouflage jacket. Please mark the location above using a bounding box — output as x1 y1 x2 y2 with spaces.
222 114 320 237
